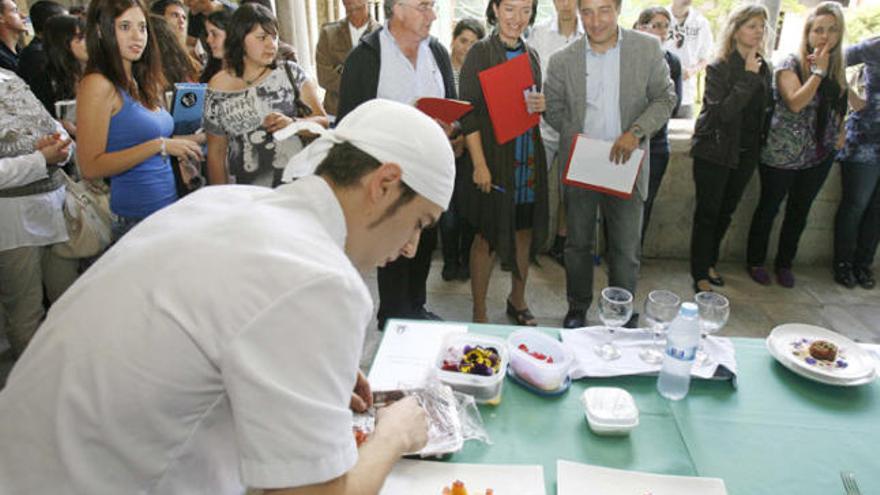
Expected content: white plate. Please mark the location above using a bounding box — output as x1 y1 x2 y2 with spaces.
766 324 878 386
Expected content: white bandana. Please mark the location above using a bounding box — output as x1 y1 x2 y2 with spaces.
281 99 455 209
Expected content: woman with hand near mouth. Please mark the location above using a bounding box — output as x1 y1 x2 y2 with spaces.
459 0 548 326
203 4 328 187
745 1 848 288
76 0 204 242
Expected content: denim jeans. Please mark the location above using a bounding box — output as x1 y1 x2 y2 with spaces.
834 160 880 267
746 157 833 269
111 215 145 244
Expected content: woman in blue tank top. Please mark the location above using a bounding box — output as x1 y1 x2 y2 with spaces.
76 0 203 241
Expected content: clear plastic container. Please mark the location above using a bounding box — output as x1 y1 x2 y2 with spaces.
581 387 640 436
435 333 508 404
507 329 573 391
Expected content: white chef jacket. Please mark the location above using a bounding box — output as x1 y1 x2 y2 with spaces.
0 175 373 493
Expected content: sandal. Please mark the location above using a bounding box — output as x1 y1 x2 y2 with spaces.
506 299 538 326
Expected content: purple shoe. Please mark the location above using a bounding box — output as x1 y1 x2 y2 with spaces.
748 266 772 285
776 267 795 288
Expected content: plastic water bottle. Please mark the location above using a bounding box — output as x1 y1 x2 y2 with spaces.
657 302 701 400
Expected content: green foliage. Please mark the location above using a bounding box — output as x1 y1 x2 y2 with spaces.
845 4 880 46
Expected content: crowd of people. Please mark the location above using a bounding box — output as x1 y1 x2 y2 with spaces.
0 0 877 492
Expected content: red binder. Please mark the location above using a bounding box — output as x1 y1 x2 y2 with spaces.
415 97 473 125
477 53 540 145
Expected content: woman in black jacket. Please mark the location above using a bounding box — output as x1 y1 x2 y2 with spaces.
689 3 772 293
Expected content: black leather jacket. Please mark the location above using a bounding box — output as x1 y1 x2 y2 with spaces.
690 50 773 169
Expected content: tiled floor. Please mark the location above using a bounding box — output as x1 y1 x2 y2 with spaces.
2 254 878 387
358 254 880 370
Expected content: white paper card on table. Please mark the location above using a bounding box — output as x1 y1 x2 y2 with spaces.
557 460 727 495
380 459 545 495
368 321 468 392
562 134 645 199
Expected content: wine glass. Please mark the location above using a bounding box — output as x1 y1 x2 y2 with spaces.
639 289 681 364
595 287 633 361
694 291 730 366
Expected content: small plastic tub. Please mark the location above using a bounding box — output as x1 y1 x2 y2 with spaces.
581 387 639 436
507 329 573 391
435 333 508 404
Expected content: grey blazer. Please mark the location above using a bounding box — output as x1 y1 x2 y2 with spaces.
544 29 677 200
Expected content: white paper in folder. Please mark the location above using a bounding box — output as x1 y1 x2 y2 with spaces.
562 135 645 198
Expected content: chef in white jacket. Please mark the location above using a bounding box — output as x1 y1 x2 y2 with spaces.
0 99 455 495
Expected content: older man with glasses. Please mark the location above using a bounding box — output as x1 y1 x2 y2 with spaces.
337 0 457 330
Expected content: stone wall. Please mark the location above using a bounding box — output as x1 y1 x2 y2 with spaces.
642 119 842 265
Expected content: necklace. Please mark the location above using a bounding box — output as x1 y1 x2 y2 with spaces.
244 66 270 86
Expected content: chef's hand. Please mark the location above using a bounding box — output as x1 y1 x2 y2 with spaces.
349 370 373 413
374 396 428 454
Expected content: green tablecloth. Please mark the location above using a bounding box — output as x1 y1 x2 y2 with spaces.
378 321 880 494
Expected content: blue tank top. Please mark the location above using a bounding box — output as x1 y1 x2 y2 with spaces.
106 90 176 218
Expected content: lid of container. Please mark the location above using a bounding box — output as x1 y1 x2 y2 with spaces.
507 329 574 370
581 387 639 427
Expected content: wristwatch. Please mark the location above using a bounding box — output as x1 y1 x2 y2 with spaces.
810 66 826 78
630 124 646 141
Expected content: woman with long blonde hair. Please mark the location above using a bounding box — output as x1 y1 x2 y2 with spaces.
745 1 848 288
689 3 772 293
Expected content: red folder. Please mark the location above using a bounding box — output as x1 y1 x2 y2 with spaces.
415 97 473 125
478 53 540 145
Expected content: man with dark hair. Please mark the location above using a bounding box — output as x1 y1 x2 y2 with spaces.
151 0 188 46
545 0 676 330
16 0 65 87
0 0 28 71
0 99 456 495
315 0 380 116
187 0 235 55
337 0 457 329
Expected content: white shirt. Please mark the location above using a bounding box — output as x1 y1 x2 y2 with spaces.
349 20 369 49
0 176 373 494
377 25 444 104
584 30 622 142
664 7 713 106
529 16 585 146
0 151 68 251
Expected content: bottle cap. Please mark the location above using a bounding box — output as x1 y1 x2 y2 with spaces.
680 302 698 318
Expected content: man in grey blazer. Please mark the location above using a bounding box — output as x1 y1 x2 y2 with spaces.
544 0 676 330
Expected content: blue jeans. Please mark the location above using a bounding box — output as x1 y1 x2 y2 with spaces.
834 160 880 267
111 215 144 244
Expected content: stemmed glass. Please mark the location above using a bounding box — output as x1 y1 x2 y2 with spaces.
595 287 633 361
694 291 730 366
639 289 681 364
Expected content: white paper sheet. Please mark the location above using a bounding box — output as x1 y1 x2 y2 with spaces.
367 321 468 392
557 460 727 495
564 135 644 197
380 459 545 495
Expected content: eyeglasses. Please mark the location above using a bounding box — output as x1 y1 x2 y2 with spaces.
401 1 436 13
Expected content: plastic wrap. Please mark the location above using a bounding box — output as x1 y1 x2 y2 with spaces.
352 377 490 457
